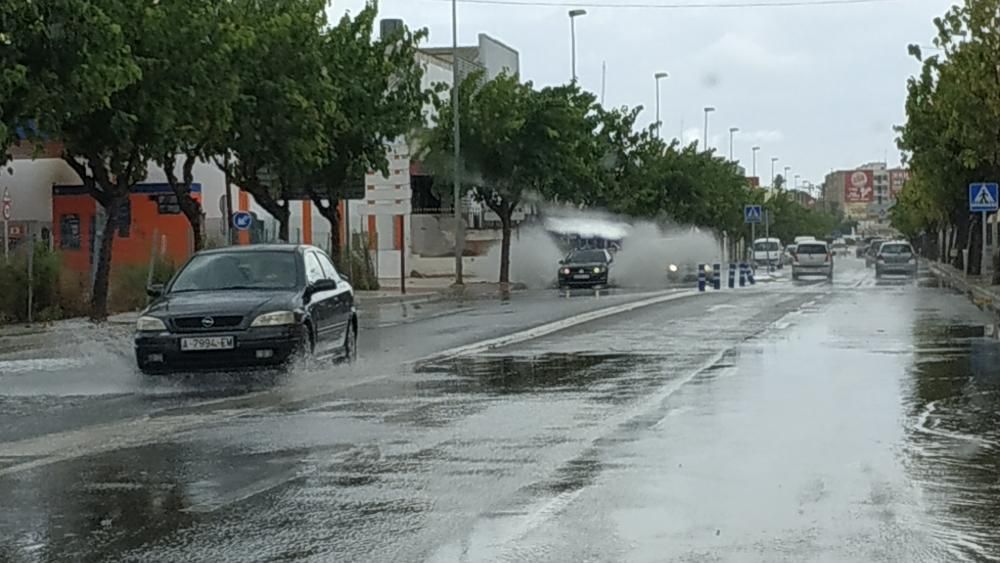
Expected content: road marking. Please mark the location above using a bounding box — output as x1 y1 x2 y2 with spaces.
416 289 700 363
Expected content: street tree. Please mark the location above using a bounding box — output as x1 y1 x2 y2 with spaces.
223 0 333 242
1 0 138 163
149 0 245 251
305 4 428 263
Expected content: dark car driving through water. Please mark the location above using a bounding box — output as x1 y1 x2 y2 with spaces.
134 244 357 374
557 248 613 289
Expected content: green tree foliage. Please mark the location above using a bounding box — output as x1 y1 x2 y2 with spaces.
895 0 1000 276
0 0 138 163
304 5 428 263
423 73 600 283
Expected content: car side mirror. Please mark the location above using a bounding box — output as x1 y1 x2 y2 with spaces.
308 278 337 294
147 284 164 298
558 259 566 265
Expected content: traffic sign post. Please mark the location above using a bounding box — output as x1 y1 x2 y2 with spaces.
2 188 11 263
744 205 762 263
970 183 999 276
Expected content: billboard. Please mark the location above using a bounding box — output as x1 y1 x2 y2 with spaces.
845 170 874 203
889 169 910 197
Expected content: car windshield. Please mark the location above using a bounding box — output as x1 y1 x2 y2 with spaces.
880 244 912 255
566 250 607 263
754 241 780 251
170 251 299 292
797 243 827 254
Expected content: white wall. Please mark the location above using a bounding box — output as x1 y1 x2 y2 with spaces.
0 158 82 222
478 34 519 79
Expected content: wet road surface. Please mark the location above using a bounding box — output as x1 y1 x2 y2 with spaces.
2 259 1000 562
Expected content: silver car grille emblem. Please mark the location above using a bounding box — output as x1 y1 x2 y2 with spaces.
201 317 215 328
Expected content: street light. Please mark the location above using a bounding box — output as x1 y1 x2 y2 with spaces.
771 157 779 187
569 9 587 82
654 72 668 139
703 106 715 150
751 146 760 177
794 174 801 190
784 166 791 189
451 0 464 284
729 127 739 161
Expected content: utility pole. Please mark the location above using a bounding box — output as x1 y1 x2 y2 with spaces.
729 127 739 161
654 72 668 138
752 146 760 178
703 106 715 150
601 61 607 105
771 157 779 188
569 9 586 82
452 0 464 285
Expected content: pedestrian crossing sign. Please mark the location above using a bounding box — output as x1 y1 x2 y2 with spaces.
969 182 999 212
744 205 762 224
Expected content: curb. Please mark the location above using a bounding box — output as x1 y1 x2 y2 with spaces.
928 262 1000 314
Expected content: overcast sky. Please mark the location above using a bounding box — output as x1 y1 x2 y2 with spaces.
330 0 953 190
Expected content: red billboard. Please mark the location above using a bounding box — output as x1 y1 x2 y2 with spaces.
845 170 874 203
889 169 910 197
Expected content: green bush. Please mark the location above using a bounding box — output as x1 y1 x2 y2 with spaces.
344 233 379 290
0 243 63 324
108 257 176 313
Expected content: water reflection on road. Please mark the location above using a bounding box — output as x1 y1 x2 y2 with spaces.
905 312 1000 561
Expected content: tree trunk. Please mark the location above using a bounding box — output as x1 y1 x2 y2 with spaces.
164 154 205 251
312 196 341 265
91 194 125 320
499 208 513 284
244 186 289 242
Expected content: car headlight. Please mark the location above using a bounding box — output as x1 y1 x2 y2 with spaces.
250 311 296 327
136 316 167 332
704 264 713 272
593 266 604 274
668 264 679 273
561 268 571 275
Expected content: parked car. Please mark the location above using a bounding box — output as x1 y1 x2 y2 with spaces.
134 244 357 374
792 241 833 280
831 240 849 257
865 239 886 267
875 241 918 278
558 248 613 289
752 237 783 269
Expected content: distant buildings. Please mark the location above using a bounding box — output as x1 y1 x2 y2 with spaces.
822 162 909 228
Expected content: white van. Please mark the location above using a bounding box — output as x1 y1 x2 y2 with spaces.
752 238 783 269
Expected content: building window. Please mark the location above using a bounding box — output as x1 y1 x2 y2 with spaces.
59 214 81 250
156 194 182 215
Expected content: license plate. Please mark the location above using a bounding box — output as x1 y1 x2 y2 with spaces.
181 336 235 351
573 274 590 280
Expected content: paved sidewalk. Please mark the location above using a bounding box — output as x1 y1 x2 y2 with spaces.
927 261 1000 313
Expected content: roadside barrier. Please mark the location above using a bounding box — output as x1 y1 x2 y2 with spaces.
728 263 736 289
698 264 706 292
713 263 721 290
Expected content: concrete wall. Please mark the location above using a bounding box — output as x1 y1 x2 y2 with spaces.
478 34 519 79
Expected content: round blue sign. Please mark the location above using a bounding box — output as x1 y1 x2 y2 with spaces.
231 211 253 231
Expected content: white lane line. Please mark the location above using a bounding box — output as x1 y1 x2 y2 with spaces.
415 289 701 363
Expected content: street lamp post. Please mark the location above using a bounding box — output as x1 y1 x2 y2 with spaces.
654 72 668 139
771 157 779 187
569 9 586 82
784 166 791 190
729 127 739 161
794 174 801 190
752 146 760 177
703 106 715 150
452 0 464 285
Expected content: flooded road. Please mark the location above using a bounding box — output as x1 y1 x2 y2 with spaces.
2 259 1000 562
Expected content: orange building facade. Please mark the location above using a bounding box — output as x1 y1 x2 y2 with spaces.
52 183 202 274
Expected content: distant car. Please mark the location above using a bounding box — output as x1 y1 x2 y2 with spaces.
792 241 833 280
782 244 797 266
752 238 783 270
875 241 918 278
134 244 357 374
558 248 613 289
865 239 886 267
831 241 849 257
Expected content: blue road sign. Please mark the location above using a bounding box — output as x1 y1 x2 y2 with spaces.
969 183 999 213
231 211 253 231
744 205 762 224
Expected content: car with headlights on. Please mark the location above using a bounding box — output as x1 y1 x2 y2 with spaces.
134 244 357 374
557 248 613 289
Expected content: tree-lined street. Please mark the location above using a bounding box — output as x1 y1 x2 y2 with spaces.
3 260 1000 561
